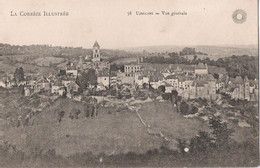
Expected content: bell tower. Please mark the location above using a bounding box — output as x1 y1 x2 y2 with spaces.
92 41 101 62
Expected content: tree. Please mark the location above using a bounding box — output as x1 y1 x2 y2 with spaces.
69 109 81 119
142 83 148 89
190 106 198 114
180 47 196 56
76 72 89 91
14 67 24 81
110 63 118 71
170 90 181 112
170 90 178 103
193 55 198 61
158 85 165 93
208 116 233 149
176 139 189 155
85 106 90 118
110 63 124 72
162 93 171 100
76 69 97 91
213 73 219 80
57 70 66 76
179 101 189 115
189 131 213 155
87 69 97 86
75 110 81 119
56 110 65 123
117 92 123 99
177 96 182 102
171 90 178 97
90 105 95 118
18 85 25 95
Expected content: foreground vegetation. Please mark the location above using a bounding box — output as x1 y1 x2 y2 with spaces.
0 87 258 167
0 118 258 167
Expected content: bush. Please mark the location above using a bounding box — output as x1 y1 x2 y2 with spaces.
180 101 189 115
162 93 171 100
158 85 165 93
56 110 65 123
190 106 198 114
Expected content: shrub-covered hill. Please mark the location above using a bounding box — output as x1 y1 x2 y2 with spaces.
4 98 163 157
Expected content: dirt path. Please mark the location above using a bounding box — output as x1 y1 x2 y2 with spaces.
0 103 5 143
126 102 171 143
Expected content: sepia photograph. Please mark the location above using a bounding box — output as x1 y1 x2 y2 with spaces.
0 0 259 167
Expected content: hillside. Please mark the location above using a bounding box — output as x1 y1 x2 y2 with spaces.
2 95 209 157
123 45 258 60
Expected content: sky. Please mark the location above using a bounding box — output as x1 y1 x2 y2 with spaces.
0 0 258 49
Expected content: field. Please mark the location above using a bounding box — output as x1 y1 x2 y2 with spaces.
2 97 210 157
182 54 209 60
29 57 65 66
111 57 137 64
0 61 58 76
2 95 256 158
138 102 209 140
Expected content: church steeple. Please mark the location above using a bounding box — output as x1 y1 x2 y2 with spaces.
93 41 100 48
92 41 101 62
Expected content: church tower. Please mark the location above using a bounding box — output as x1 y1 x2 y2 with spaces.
244 76 250 100
92 41 101 62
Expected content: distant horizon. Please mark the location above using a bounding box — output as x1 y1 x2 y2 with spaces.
0 42 258 50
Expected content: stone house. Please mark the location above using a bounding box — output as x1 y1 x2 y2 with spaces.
229 76 250 100
195 63 208 75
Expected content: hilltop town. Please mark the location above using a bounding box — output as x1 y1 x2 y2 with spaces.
0 42 258 167
0 41 258 102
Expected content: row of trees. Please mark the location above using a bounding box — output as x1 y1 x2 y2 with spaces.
56 104 98 123
75 69 97 92
178 116 234 155
161 89 199 115
144 54 258 80
179 101 198 115
110 63 124 72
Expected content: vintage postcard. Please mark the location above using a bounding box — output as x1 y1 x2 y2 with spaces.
0 0 258 167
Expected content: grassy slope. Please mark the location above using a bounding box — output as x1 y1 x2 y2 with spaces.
32 57 64 66
2 96 257 160
0 61 57 76
139 102 209 140
5 98 163 156
4 98 209 157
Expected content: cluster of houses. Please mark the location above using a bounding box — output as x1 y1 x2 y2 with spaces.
0 72 79 97
0 41 258 102
226 76 258 101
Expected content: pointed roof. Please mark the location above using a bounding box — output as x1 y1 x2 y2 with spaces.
37 76 48 83
205 74 215 81
234 76 244 84
165 75 178 80
195 63 207 69
93 41 100 48
244 76 249 82
192 79 206 87
150 73 164 82
175 65 182 71
161 69 169 73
